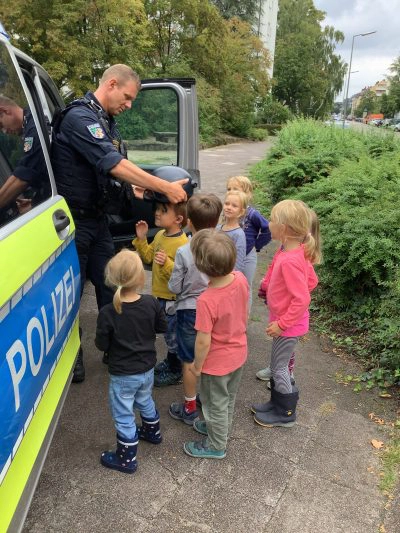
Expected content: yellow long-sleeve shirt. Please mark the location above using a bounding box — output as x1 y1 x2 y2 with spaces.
133 230 188 299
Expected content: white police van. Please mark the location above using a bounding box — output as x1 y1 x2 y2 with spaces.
0 34 199 532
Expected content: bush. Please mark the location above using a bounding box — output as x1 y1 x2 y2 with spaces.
250 118 400 375
257 96 293 125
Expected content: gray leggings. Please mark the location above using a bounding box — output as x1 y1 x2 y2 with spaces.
270 336 299 394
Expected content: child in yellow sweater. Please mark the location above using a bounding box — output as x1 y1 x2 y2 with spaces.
133 201 188 386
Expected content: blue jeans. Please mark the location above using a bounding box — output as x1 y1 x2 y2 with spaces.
109 369 156 440
176 309 196 363
157 298 181 373
157 298 178 353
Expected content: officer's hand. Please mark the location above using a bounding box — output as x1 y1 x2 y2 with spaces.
154 250 167 266
165 179 188 203
135 220 148 240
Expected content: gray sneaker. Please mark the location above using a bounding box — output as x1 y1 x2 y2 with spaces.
256 366 272 381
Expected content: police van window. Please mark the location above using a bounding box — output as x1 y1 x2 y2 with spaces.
0 46 51 228
116 88 178 167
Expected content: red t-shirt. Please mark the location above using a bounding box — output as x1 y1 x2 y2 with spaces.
195 271 249 376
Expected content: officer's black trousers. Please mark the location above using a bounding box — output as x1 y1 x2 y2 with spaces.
74 217 115 310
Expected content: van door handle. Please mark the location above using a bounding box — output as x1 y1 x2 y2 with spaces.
53 209 70 232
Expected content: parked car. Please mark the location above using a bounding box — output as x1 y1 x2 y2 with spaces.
389 122 400 132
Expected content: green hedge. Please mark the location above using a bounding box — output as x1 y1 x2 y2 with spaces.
250 119 400 375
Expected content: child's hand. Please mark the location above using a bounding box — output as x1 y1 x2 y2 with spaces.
154 249 167 265
189 363 202 377
135 220 148 240
266 321 283 337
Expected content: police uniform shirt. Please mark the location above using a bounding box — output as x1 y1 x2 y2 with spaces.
13 108 47 186
56 92 124 179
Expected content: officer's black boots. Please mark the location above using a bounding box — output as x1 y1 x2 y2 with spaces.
72 347 85 383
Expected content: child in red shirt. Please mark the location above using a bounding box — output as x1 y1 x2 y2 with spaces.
183 229 249 459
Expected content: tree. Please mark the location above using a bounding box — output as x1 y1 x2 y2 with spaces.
386 56 400 116
273 0 346 118
209 0 261 25
354 89 378 117
0 0 150 93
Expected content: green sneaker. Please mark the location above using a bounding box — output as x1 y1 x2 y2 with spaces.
183 439 226 459
193 420 208 435
256 366 272 381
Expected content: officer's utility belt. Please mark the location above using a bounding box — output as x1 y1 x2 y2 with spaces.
70 207 102 220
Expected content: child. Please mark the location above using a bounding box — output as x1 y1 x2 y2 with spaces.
95 250 167 474
226 175 271 310
251 200 320 428
133 200 188 386
168 194 223 425
256 206 321 384
184 229 249 459
217 190 247 273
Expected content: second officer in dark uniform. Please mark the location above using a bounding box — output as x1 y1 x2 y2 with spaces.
51 64 188 383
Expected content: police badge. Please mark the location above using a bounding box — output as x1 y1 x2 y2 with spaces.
23 137 33 152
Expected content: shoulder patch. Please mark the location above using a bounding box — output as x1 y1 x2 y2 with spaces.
23 137 33 152
87 123 105 139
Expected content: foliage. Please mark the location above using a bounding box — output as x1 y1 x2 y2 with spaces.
257 95 294 125
210 0 262 25
0 0 150 93
251 118 400 377
0 0 271 142
386 56 400 116
354 89 378 118
273 0 346 118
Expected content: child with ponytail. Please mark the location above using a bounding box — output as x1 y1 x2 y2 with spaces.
95 249 167 474
251 200 321 428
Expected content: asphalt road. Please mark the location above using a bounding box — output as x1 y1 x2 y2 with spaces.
23 140 398 533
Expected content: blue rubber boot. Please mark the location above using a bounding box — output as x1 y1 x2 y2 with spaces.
137 411 162 444
100 433 138 474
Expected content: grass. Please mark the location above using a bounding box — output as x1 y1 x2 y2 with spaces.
127 150 177 166
380 428 400 495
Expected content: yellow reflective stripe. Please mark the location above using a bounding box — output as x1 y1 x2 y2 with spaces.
0 198 76 307
0 319 79 533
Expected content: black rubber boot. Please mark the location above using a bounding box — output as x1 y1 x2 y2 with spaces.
251 381 277 414
72 347 85 383
137 411 162 444
254 386 299 428
100 433 138 474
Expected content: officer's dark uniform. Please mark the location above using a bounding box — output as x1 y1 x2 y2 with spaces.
15 108 49 193
0 108 49 224
52 92 125 308
52 92 127 381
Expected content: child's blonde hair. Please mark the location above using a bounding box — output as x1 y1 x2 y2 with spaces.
226 175 253 202
105 249 145 314
271 200 321 265
224 190 248 219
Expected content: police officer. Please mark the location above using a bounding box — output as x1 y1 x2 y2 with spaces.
51 64 188 383
0 95 49 213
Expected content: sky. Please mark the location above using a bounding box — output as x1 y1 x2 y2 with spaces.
313 0 400 98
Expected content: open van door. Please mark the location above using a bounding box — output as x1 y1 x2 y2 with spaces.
0 36 80 533
109 78 200 247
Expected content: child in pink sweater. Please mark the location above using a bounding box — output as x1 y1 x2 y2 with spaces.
252 200 321 428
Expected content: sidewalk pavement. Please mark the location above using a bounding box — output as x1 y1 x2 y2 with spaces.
24 141 398 533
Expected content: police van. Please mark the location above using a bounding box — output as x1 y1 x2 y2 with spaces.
0 35 199 532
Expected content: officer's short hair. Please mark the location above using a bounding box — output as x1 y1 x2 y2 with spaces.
0 94 18 108
100 65 141 89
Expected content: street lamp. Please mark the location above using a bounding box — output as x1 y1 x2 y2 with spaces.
342 31 377 127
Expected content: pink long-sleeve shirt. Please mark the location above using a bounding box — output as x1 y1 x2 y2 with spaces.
260 245 318 337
